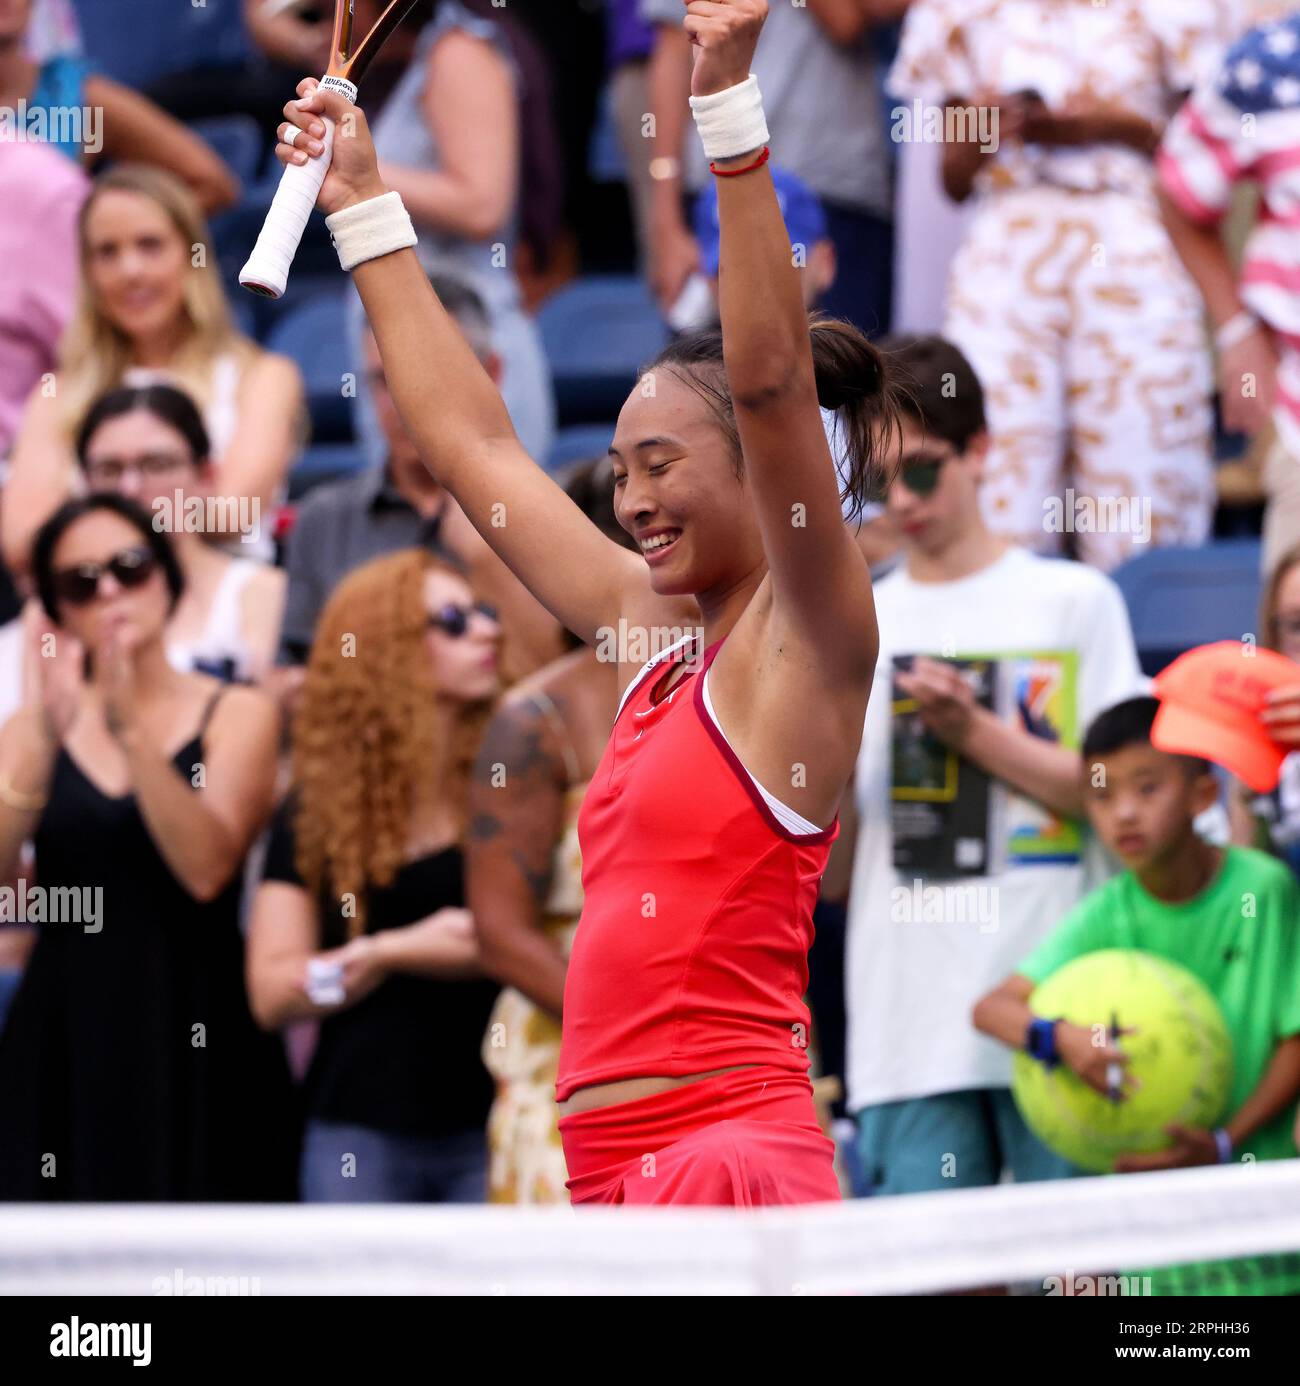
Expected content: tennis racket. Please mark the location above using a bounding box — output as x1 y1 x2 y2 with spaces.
239 0 423 298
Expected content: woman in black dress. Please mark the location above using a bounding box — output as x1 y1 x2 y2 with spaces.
0 494 297 1200
248 547 501 1202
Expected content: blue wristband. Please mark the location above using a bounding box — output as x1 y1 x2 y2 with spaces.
1213 1128 1234 1164
1025 1016 1061 1069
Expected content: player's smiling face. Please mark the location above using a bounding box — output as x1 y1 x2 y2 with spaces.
610 369 764 597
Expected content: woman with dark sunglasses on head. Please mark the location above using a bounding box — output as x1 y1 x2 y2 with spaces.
0 493 297 1201
247 548 503 1202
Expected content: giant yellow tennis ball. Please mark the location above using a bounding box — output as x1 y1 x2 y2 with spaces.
1011 950 1233 1174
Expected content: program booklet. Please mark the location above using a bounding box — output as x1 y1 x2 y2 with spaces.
890 651 1082 877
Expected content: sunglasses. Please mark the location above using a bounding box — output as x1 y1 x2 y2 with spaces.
51 545 158 608
427 600 498 637
897 453 951 497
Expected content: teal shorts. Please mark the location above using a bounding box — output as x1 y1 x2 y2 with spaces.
856 1088 1078 1195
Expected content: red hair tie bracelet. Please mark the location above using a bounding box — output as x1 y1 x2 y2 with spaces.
709 145 771 177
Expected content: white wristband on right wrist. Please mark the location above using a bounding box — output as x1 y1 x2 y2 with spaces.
325 190 418 273
689 74 770 161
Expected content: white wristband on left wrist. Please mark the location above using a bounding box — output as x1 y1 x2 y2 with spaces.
689 74 770 162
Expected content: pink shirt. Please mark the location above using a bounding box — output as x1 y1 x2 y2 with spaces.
0 141 88 456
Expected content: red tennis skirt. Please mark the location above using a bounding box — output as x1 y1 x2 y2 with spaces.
558 1066 842 1206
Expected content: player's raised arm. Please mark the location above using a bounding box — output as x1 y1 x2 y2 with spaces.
272 82 642 647
689 0 888 682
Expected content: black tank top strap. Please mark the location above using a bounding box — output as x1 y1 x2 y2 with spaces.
196 682 229 744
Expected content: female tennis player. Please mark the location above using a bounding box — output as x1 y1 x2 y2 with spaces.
275 0 892 1205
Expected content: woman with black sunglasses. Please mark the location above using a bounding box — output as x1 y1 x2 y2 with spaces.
0 493 298 1201
247 547 503 1202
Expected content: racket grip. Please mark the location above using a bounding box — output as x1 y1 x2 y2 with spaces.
238 74 358 299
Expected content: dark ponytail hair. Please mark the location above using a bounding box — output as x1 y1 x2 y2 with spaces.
74 383 210 472
646 313 899 524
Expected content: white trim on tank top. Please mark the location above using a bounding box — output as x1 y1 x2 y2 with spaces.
615 632 825 836
700 669 825 837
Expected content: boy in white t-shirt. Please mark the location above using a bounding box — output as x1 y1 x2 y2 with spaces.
845 335 1146 1195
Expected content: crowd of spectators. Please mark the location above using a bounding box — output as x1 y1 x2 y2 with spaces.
1 0 1299 1235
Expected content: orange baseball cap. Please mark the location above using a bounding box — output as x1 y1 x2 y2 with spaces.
1151 641 1300 792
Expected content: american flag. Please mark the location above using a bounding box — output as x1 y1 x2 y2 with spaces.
1158 12 1300 454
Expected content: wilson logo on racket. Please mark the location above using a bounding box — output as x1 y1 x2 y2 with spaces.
239 0 423 299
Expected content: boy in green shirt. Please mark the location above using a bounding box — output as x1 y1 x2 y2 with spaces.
974 696 1300 1295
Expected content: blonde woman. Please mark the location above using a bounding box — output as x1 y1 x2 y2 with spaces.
248 548 502 1202
3 165 304 573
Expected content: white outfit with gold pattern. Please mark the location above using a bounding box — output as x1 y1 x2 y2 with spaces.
890 0 1232 570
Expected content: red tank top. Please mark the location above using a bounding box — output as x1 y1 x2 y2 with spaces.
556 635 839 1103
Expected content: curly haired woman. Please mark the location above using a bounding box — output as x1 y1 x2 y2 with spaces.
247 547 502 1203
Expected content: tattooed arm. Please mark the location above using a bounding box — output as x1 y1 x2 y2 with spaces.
466 691 570 1019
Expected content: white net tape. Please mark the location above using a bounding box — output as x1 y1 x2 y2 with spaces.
4 1159 1300 1295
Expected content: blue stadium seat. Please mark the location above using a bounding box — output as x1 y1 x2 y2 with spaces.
226 292 257 343
71 0 251 89
190 115 265 186
288 444 368 501
538 276 669 424
264 290 359 444
546 424 616 475
1111 540 1264 677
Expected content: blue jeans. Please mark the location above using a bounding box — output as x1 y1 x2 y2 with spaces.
300 1119 488 1204
856 1088 1077 1195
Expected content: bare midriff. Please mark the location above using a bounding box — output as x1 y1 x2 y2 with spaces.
557 1064 761 1117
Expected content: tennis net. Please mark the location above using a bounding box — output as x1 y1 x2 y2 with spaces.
3 1158 1299 1295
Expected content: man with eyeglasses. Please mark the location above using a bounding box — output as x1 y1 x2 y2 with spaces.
839 334 1148 1200
276 269 562 694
